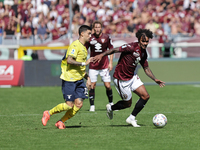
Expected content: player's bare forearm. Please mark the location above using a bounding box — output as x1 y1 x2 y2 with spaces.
103 47 119 56
108 54 114 71
109 54 114 62
94 48 119 63
67 56 93 66
144 67 156 81
84 73 92 90
67 56 82 66
144 67 165 87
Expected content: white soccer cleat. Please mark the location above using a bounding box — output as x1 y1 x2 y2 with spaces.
89 105 95 112
106 104 113 119
126 117 140 127
109 102 118 111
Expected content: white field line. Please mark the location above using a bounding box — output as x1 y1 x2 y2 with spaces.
193 85 200 87
0 111 200 117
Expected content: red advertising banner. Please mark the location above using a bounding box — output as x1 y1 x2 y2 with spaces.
0 60 24 86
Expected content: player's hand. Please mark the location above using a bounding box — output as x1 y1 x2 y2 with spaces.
93 54 103 63
86 57 94 65
108 62 113 71
155 79 165 87
86 77 92 91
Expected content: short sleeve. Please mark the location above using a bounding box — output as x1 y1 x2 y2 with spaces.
67 45 78 58
119 43 133 52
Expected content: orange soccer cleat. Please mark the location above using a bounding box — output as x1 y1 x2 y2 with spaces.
55 121 66 129
41 111 50 126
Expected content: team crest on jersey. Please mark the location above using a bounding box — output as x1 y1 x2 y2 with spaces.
71 49 75 54
90 40 97 45
133 52 140 57
122 94 128 99
101 39 105 43
67 95 72 99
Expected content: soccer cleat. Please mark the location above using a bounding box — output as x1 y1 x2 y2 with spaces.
126 117 140 127
106 104 113 120
41 110 50 126
55 121 66 129
89 105 95 112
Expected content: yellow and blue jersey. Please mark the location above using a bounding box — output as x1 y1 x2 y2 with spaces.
60 40 88 81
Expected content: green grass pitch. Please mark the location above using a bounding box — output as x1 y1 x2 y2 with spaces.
0 84 200 150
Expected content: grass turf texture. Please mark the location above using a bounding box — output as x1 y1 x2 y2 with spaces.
0 85 200 150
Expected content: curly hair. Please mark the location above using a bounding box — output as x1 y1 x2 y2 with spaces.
136 29 153 41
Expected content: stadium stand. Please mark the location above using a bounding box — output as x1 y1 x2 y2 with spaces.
0 0 200 55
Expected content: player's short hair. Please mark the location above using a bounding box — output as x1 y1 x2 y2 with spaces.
79 25 92 35
92 20 103 28
136 29 153 41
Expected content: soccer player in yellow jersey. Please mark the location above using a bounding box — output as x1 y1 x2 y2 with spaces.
41 25 93 129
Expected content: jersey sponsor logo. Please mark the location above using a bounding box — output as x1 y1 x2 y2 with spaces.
71 49 75 54
95 43 102 52
0 65 14 80
101 39 105 43
90 40 97 45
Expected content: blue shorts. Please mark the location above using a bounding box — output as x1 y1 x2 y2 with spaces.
62 79 88 101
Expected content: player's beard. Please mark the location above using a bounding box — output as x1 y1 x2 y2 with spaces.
141 44 147 50
94 30 102 37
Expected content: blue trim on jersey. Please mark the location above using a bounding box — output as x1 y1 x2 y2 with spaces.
62 79 88 101
62 51 67 60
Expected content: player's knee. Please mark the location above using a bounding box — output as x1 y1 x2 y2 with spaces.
142 94 150 101
91 83 96 89
104 82 111 90
75 103 83 109
75 99 84 108
76 103 83 109
105 86 111 91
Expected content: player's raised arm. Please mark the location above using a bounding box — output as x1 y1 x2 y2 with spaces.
93 47 120 63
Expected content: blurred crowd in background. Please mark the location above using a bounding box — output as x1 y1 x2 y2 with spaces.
0 0 200 44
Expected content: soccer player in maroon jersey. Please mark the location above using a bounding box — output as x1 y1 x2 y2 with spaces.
85 21 114 112
93 29 165 127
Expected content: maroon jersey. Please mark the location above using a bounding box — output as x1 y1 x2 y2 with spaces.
113 42 149 81
86 33 113 69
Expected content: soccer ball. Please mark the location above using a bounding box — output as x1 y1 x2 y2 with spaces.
153 114 167 128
